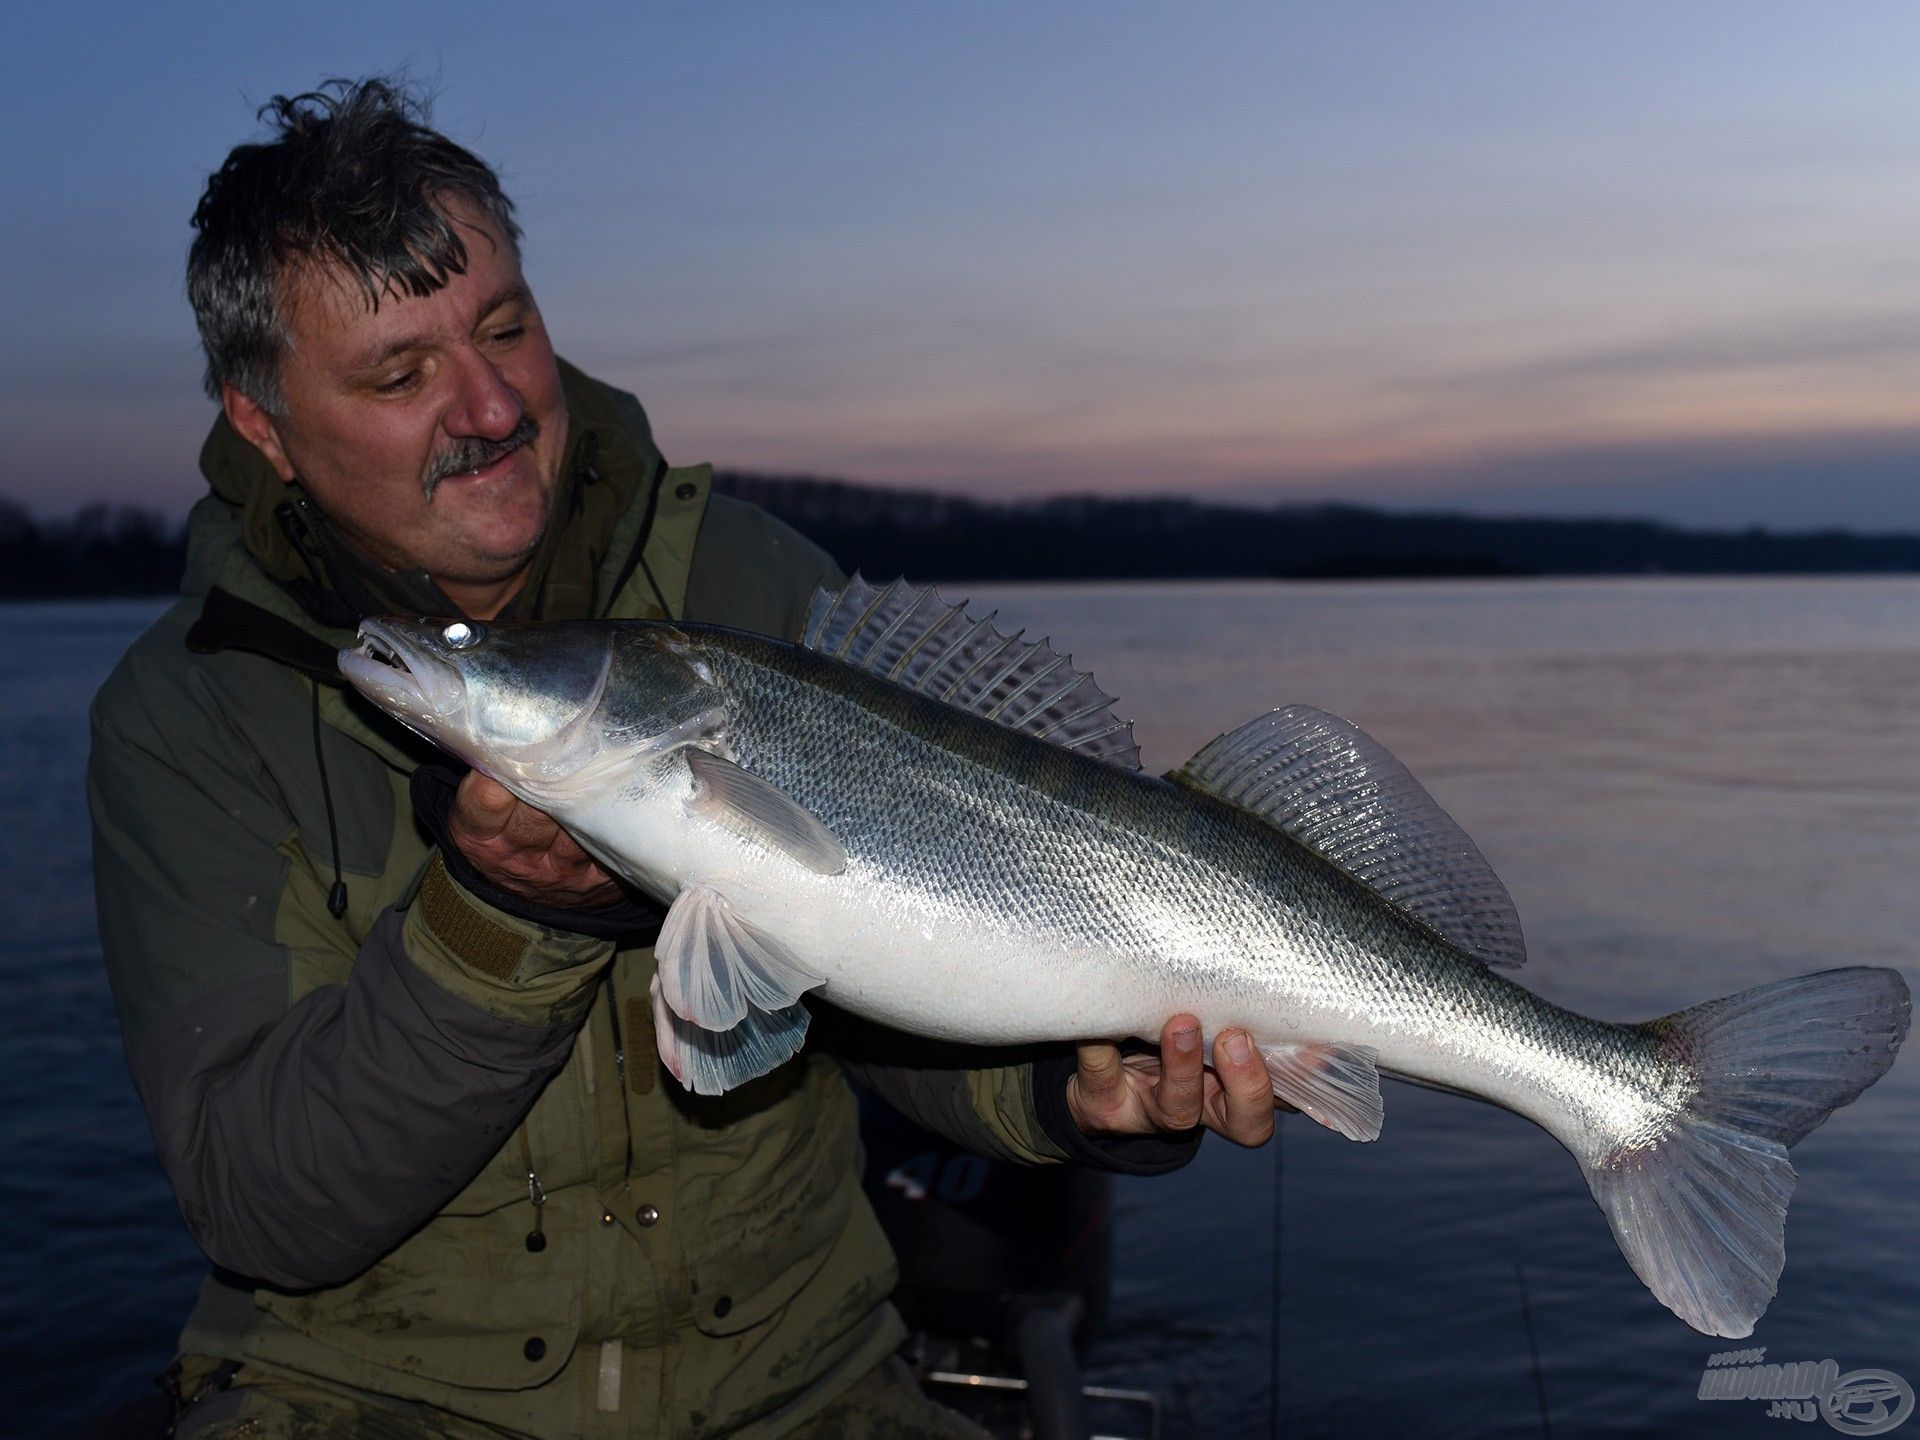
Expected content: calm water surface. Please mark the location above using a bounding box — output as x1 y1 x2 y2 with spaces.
5 578 1917 1438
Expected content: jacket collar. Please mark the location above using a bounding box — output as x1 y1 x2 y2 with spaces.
186 358 668 676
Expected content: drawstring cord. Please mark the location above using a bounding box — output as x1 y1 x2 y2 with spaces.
280 501 350 922
310 679 349 919
636 551 674 622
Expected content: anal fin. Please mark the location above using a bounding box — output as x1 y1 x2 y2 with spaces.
1259 1040 1384 1141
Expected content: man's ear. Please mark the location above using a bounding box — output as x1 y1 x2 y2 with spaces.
221 384 298 484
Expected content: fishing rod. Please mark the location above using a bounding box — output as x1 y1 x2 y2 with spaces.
1269 1117 1285 1440
1515 1260 1553 1440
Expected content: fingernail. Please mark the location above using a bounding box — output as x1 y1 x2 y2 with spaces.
1172 1024 1200 1054
1223 1031 1253 1065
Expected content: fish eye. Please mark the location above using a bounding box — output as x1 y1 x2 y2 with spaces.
442 621 484 650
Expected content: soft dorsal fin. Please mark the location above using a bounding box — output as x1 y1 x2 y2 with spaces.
803 575 1141 771
1174 706 1526 969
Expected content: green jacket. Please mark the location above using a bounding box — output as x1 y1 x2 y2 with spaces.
91 363 1194 1438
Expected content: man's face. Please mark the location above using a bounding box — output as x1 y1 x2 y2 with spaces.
229 199 568 609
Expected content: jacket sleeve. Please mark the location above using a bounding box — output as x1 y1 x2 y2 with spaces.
90 656 613 1291
685 498 1201 1176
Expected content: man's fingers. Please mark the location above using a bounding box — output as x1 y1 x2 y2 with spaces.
1075 1041 1125 1102
484 792 604 874
1066 1017 1296 1145
452 772 518 842
544 825 598 870
1211 1028 1277 1146
447 772 620 901
1152 1017 1205 1130
498 796 565 851
1068 1041 1133 1133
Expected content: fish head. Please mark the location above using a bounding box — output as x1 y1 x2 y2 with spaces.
340 618 723 799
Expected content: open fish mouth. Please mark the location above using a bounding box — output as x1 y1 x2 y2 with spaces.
357 627 410 673
337 620 466 730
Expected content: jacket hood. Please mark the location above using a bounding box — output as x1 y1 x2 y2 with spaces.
194 357 668 628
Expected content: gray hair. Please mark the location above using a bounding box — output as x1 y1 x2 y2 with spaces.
187 77 522 413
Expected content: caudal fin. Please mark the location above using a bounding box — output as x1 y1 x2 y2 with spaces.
1585 966 1909 1338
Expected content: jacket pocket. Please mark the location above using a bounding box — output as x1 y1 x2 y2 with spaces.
687 1222 839 1337
251 1207 583 1392
682 1058 859 1337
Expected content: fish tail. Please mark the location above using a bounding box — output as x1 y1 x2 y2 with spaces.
1583 966 1908 1337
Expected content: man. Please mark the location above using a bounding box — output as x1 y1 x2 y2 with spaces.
92 78 1283 1438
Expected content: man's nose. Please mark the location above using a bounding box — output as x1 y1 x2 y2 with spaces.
444 347 524 439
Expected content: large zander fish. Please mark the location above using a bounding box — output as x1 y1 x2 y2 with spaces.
341 577 1909 1339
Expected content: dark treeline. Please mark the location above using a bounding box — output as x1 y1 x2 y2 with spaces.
0 502 187 598
5 478 1920 599
715 473 1920 581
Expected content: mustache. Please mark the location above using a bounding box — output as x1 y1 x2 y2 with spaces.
422 414 540 499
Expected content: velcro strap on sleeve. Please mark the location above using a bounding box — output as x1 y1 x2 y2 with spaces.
416 853 529 980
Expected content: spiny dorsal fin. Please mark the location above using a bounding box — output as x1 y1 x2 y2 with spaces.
803 575 1141 771
1174 705 1526 969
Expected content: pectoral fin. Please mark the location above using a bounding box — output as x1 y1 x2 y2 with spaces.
1259 1040 1384 1142
685 748 847 875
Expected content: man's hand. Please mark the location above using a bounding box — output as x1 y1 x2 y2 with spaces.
1067 1015 1288 1147
445 772 627 910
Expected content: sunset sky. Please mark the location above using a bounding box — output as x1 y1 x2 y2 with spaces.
7 3 1920 528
